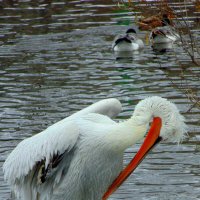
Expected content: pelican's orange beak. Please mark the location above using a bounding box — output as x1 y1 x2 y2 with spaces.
102 117 162 200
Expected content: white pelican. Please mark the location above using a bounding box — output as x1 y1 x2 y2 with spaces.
3 96 187 200
112 28 144 51
149 14 179 44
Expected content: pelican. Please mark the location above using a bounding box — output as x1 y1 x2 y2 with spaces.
112 28 144 51
149 14 179 44
3 96 187 200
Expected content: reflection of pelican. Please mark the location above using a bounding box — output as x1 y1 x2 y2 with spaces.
112 28 144 51
150 14 179 44
3 97 187 200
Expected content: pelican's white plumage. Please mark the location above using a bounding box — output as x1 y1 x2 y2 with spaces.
133 96 186 142
3 96 187 200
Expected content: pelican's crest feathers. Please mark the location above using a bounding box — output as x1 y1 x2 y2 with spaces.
132 96 187 143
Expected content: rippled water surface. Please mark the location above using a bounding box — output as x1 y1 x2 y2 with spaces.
0 0 200 199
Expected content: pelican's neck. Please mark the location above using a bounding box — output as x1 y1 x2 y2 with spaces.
107 116 148 153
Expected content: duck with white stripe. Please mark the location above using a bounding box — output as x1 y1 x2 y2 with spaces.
149 14 179 44
112 28 144 51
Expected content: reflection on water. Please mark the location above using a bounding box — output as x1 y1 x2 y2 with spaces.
0 0 200 200
151 43 174 53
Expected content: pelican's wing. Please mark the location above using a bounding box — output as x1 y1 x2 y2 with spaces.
3 98 122 198
3 120 79 185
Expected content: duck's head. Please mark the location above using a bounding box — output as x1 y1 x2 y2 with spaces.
161 14 171 26
126 28 137 34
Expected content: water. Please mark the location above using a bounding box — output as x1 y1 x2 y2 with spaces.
0 0 200 199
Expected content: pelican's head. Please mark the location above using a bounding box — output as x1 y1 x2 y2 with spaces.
103 96 187 200
132 96 187 143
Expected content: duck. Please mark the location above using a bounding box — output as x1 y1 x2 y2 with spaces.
138 6 175 31
112 28 144 51
138 15 163 31
149 14 179 44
